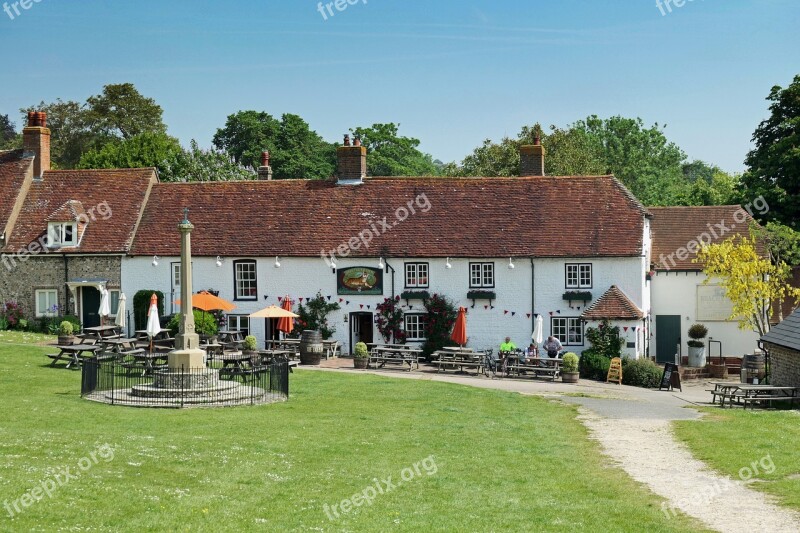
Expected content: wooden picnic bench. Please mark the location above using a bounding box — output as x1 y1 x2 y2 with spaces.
707 382 800 409
504 356 562 381
433 351 485 375
368 347 421 371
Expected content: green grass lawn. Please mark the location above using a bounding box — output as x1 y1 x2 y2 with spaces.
674 408 800 512
0 332 704 532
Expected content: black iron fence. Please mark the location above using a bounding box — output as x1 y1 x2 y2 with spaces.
81 360 289 408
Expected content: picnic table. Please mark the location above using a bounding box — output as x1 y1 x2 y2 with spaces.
708 382 800 409
82 325 121 341
502 354 562 381
368 346 422 371
100 337 144 357
433 350 485 375
47 344 101 369
124 352 169 376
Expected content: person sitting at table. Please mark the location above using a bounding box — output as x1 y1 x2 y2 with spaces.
499 336 516 353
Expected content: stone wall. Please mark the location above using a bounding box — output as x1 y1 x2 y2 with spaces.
765 343 800 388
0 255 121 320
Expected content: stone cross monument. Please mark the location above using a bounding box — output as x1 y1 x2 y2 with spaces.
168 208 207 370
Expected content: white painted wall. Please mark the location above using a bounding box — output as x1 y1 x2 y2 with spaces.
122 255 646 356
650 271 760 358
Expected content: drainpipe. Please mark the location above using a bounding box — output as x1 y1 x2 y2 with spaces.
63 254 69 314
530 258 535 336
384 260 396 299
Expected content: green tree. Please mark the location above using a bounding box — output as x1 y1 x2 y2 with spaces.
741 75 800 228
350 123 438 176
85 83 167 139
177 140 256 182
421 294 458 358
21 99 93 168
294 292 341 339
213 111 335 180
77 132 185 180
672 169 741 206
1 114 19 149
750 221 800 267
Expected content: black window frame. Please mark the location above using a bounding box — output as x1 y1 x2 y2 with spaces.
227 314 251 336
233 259 258 301
469 262 495 288
404 262 430 289
550 317 585 346
403 313 428 341
565 263 593 289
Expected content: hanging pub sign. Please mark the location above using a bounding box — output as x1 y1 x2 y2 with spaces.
337 267 383 296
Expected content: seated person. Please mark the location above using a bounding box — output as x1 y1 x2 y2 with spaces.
499 336 516 354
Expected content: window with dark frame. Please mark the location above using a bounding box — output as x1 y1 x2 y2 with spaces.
233 260 257 300
227 315 250 336
47 222 77 247
469 262 495 288
551 317 584 346
565 263 592 289
404 263 429 288
404 314 427 340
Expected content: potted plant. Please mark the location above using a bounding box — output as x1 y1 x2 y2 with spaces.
687 323 708 367
243 335 258 355
561 352 580 383
353 341 369 369
57 320 75 345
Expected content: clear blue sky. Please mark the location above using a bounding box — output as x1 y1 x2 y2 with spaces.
1 0 798 172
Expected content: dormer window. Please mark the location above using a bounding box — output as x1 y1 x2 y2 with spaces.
48 222 77 247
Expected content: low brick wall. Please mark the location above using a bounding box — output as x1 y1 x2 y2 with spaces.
765 343 800 388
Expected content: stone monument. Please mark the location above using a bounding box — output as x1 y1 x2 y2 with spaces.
169 208 207 370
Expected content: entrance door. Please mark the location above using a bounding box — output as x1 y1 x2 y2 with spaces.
350 312 374 352
82 286 101 328
655 315 681 364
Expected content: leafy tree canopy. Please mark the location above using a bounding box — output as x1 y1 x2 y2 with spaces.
0 114 20 150
350 123 438 176
741 74 800 228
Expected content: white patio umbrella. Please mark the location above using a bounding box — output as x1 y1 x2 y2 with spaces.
146 293 162 353
98 287 111 321
115 293 127 333
532 314 544 345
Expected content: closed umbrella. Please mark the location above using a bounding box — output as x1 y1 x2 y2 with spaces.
98 288 111 323
532 314 544 356
146 293 162 354
450 307 468 347
115 293 127 334
277 297 294 335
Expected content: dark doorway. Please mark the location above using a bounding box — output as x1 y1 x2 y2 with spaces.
655 315 681 364
82 286 101 328
349 312 374 353
264 318 280 343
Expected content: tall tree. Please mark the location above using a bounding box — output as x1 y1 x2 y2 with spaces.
350 123 438 176
213 111 334 179
177 140 256 182
1 114 16 146
85 83 167 139
740 75 800 229
77 132 185 180
21 99 93 168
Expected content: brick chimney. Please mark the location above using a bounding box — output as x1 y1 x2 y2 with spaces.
336 134 366 185
520 136 545 177
257 150 273 180
23 111 51 180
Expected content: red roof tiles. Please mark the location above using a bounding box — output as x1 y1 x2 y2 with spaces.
0 150 32 234
581 285 643 321
649 206 759 271
130 176 649 258
2 168 157 254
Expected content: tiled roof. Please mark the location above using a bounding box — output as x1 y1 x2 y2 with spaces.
649 206 759 271
581 285 644 320
2 168 157 254
129 176 649 257
762 308 800 353
0 150 32 233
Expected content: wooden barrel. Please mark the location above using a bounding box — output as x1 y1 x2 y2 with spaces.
743 354 766 382
299 330 323 365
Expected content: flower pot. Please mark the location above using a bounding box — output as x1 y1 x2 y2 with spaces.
708 364 727 379
687 346 706 367
562 371 579 384
58 335 75 346
354 357 368 369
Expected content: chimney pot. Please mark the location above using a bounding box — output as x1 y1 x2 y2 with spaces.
27 111 36 127
257 150 273 181
533 136 541 146
261 150 270 167
354 137 361 147
343 134 351 146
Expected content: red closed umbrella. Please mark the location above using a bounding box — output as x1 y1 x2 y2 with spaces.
277 296 294 335
450 307 467 347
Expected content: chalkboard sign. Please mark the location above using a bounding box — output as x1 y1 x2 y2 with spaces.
659 362 682 391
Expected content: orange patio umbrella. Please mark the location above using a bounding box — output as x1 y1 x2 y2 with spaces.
277 296 294 335
175 291 236 312
450 306 468 347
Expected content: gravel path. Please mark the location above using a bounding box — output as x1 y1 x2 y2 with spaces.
314 364 800 531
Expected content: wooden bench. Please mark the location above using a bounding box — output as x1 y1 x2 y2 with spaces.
435 357 484 375
507 363 560 381
368 355 418 371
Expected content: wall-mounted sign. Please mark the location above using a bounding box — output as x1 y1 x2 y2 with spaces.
337 267 383 295
696 284 734 321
